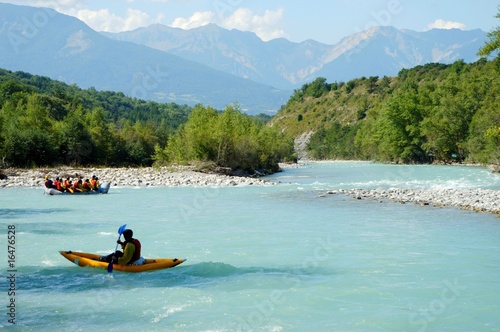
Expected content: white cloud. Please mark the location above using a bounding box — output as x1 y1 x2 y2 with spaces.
74 8 154 32
171 11 215 29
221 8 287 41
7 1 288 38
6 1 158 32
426 19 466 30
122 9 153 31
170 7 287 41
3 0 85 14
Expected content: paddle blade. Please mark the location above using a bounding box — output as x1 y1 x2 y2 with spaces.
117 224 127 236
107 259 114 273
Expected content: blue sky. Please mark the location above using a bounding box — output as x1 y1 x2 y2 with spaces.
3 0 499 44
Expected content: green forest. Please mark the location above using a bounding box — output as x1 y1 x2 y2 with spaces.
153 105 295 173
0 69 292 173
1 58 499 171
0 69 190 167
273 58 499 165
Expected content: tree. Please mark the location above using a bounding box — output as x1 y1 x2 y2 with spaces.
154 104 295 172
119 120 159 166
162 105 219 163
466 62 500 164
86 107 115 165
375 87 428 162
307 122 361 160
60 106 95 165
478 7 500 58
0 69 192 167
420 72 477 162
305 77 330 98
367 76 379 93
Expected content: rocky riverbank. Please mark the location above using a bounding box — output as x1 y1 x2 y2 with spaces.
324 188 500 215
0 166 274 188
2 164 498 215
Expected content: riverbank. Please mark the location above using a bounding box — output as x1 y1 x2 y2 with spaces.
0 166 274 188
1 163 499 215
325 188 500 215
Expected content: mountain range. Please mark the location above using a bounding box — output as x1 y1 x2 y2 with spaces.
0 3 288 114
105 24 487 90
0 3 488 114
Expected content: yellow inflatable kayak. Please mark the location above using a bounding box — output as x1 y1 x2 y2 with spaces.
60 251 186 273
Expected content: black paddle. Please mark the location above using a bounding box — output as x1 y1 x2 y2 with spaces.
108 224 127 273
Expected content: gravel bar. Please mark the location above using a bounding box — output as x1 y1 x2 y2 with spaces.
325 188 500 215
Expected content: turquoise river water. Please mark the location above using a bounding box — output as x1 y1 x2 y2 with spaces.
1 161 500 331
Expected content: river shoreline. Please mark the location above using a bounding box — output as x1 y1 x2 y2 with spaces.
324 188 500 215
0 166 274 188
293 161 499 214
1 163 498 214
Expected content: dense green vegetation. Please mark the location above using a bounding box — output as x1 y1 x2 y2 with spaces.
0 69 191 167
2 58 498 170
478 9 500 59
153 104 295 173
0 69 294 172
272 58 500 165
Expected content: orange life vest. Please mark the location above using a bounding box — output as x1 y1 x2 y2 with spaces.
73 181 82 191
55 180 63 191
82 181 91 191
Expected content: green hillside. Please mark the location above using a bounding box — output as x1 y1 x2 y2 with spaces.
270 75 394 137
0 69 294 172
0 69 191 167
270 59 500 165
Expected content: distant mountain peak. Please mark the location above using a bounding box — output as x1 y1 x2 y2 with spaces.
0 3 488 113
104 22 485 88
0 3 289 114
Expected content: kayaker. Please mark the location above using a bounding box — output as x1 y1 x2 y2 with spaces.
44 175 54 189
73 179 83 192
59 177 67 192
64 177 74 193
54 177 63 192
101 229 144 265
82 178 92 191
90 175 98 190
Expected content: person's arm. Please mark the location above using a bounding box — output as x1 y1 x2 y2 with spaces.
117 242 135 265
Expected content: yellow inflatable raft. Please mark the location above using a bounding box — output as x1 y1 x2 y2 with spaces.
60 251 186 273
